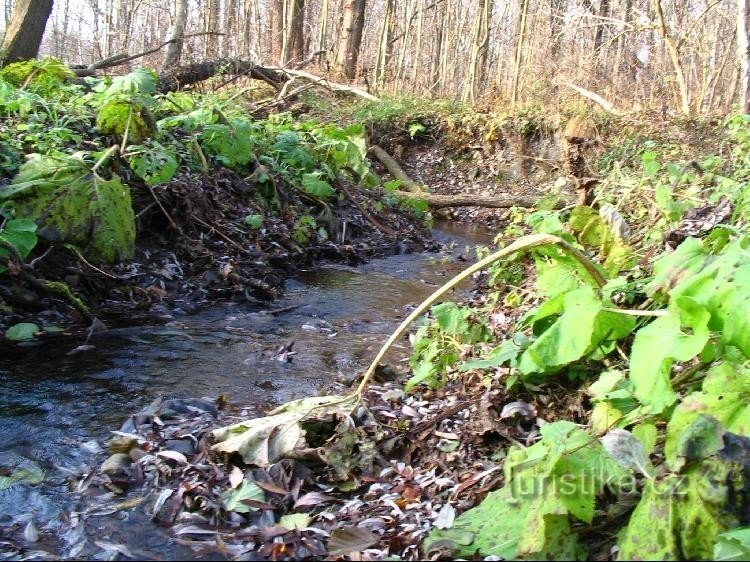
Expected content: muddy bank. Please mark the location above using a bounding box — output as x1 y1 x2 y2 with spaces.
0 165 430 344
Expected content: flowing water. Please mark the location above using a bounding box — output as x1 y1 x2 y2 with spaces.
0 222 494 559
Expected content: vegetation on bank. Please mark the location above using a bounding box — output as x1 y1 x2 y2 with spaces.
0 58 429 339
404 115 750 558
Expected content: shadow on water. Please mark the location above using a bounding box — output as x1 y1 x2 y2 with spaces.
0 221 495 558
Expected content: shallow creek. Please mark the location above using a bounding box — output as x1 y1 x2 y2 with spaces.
0 222 494 559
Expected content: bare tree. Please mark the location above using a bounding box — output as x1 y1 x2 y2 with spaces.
161 0 189 70
738 0 750 112
335 0 366 78
1 0 54 63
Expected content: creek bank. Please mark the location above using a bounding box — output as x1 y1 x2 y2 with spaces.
0 165 431 347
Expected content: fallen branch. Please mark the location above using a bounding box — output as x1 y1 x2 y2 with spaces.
564 83 624 115
369 145 422 192
393 189 566 209
371 144 567 209
70 32 225 77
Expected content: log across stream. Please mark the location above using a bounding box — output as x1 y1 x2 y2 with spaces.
0 222 493 558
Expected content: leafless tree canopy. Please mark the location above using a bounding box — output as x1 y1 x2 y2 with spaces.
1 0 747 114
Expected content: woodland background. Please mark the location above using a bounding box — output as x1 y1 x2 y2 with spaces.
1 0 749 115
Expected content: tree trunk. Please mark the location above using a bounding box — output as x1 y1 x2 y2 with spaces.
271 0 284 62
738 0 750 113
510 0 530 106
1 0 53 64
334 0 366 78
161 0 189 70
652 0 691 115
374 0 394 91
286 0 305 63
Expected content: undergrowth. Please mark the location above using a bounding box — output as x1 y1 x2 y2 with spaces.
405 115 750 559
0 59 430 329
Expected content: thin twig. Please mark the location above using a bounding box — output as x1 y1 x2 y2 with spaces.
69 247 118 279
192 215 248 253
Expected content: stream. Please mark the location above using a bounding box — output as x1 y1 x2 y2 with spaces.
0 222 494 559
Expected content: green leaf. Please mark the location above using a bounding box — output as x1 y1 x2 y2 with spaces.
458 338 526 371
0 218 38 273
518 287 634 376
715 528 750 561
426 421 623 559
533 246 602 299
0 155 135 263
0 465 45 489
619 440 747 560
220 479 265 513
5 322 39 341
127 141 178 185
664 358 750 469
629 297 710 414
278 513 311 530
666 238 750 356
244 214 264 229
642 151 661 177
301 172 335 199
431 302 471 337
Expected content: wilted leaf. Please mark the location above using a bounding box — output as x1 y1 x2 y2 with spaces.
156 450 188 464
327 526 379 557
220 480 265 513
278 513 311 530
293 491 336 510
599 429 653 477
211 394 356 466
229 466 244 489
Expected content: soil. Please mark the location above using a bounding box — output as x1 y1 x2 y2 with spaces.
0 164 432 344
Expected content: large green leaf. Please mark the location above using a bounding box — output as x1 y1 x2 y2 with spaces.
664 357 750 469
715 528 750 561
0 154 135 263
518 287 634 375
618 431 749 560
629 297 710 414
0 218 37 273
425 422 625 560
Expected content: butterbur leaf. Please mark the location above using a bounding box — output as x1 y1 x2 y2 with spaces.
715 528 750 561
619 434 750 560
5 322 39 341
629 297 710 414
518 286 634 376
664 358 750 470
431 302 472 336
1 155 135 263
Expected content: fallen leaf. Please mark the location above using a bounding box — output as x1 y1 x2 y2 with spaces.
293 491 336 510
327 526 379 557
156 450 188 464
278 513 312 530
229 466 244 489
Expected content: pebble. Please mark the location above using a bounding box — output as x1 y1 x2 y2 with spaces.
100 453 132 475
